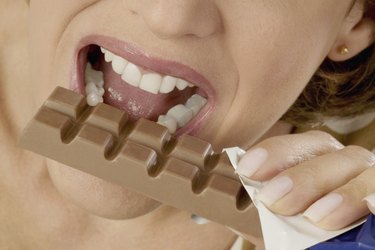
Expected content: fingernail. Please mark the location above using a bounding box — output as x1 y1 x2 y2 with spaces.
256 176 293 206
303 193 343 223
237 148 268 177
364 193 375 207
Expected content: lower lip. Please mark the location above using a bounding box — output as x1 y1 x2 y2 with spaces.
70 40 215 136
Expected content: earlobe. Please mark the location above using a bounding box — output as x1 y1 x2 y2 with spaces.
328 18 374 62
328 16 374 62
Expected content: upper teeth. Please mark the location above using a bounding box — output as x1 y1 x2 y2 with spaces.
101 47 194 94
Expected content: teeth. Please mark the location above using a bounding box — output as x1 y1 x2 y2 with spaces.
85 82 97 94
185 94 208 116
160 76 177 93
85 64 105 106
157 94 207 131
97 87 105 96
176 79 189 90
100 47 195 94
85 82 104 96
139 73 162 94
121 63 142 87
97 47 209 132
104 50 114 63
86 92 103 106
157 115 178 133
111 55 128 75
85 64 104 87
166 104 194 127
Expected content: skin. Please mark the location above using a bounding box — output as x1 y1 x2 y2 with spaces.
1 0 374 249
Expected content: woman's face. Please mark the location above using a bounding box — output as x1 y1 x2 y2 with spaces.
28 0 353 219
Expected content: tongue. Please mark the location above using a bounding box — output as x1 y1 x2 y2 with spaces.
102 60 194 122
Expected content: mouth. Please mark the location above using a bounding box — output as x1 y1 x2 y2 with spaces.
71 37 214 136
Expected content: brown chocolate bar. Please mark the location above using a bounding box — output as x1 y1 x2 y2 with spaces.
19 87 261 237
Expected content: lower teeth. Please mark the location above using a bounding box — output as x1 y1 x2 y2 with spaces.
156 94 207 133
85 64 105 106
86 92 103 106
157 115 177 133
84 63 207 133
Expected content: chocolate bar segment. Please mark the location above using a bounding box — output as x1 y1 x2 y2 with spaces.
127 118 171 154
19 87 261 238
44 87 87 120
85 102 128 137
170 134 213 170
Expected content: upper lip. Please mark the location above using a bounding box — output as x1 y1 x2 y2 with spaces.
74 35 215 100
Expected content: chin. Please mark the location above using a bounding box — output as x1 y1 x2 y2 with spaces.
47 160 161 220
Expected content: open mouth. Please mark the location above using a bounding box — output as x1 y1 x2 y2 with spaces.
73 41 213 135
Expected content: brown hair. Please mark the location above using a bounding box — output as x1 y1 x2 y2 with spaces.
282 0 375 126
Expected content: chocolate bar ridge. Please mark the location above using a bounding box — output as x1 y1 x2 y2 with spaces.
19 87 261 237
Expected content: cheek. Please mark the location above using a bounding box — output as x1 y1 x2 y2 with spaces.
233 18 335 110
210 14 339 147
29 0 98 98
227 3 345 98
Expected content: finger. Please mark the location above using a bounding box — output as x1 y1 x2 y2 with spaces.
303 157 375 230
237 130 344 181
364 193 375 214
256 145 375 216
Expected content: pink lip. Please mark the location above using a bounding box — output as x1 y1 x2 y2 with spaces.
70 35 216 136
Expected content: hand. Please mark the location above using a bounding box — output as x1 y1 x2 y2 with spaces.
236 130 375 230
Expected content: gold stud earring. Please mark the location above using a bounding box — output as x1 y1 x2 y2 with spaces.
339 45 349 55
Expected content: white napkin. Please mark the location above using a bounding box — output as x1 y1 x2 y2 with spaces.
224 147 365 250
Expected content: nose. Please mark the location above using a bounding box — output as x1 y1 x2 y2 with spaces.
134 0 222 39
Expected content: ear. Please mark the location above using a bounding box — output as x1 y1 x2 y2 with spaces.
328 2 374 62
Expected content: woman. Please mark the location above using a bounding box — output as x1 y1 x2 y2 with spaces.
1 0 374 249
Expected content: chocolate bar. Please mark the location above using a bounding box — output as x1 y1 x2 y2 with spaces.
19 87 261 237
